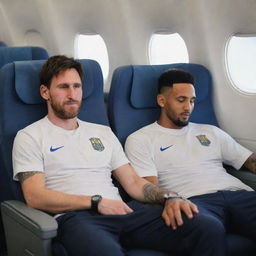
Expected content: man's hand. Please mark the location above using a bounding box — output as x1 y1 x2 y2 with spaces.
162 198 199 230
98 198 134 215
243 153 256 173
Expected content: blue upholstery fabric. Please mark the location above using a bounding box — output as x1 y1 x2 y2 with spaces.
108 63 218 146
131 64 209 108
0 46 48 69
0 41 7 47
0 45 48 254
15 61 93 104
108 63 256 255
0 59 108 255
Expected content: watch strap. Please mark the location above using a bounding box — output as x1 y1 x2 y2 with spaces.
91 195 102 212
163 192 184 201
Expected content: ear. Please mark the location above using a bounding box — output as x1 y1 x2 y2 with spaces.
157 93 165 108
40 84 49 100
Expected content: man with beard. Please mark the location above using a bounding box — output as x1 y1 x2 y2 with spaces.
125 68 256 253
12 56 224 256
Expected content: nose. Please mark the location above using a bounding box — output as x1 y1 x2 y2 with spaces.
183 100 193 112
67 87 76 99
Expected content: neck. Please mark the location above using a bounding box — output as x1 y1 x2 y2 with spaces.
47 113 78 130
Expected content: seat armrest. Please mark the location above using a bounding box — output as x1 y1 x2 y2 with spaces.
1 200 58 256
1 200 57 238
225 165 256 190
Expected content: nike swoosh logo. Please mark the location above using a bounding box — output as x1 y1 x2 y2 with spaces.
50 146 64 152
160 145 173 151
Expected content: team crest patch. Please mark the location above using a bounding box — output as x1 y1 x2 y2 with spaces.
89 137 105 151
196 135 211 146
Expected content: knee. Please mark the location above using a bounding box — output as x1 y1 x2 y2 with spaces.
179 214 226 255
191 213 225 237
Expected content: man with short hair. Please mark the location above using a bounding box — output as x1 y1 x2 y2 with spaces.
13 56 224 256
125 68 256 254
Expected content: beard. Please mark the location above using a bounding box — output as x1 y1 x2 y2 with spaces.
172 118 189 127
167 112 189 127
49 98 81 119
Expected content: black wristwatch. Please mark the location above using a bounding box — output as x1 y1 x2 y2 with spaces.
91 195 102 212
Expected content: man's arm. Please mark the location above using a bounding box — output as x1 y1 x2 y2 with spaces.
243 153 256 173
113 164 199 229
144 176 159 186
18 171 91 213
19 171 133 215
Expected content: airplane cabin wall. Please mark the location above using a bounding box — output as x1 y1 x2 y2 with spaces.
194 0 256 151
0 0 255 151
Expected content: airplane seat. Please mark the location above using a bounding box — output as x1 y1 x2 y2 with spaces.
0 46 49 69
0 41 7 47
0 59 168 256
0 46 49 255
108 63 256 256
0 58 108 256
108 63 218 146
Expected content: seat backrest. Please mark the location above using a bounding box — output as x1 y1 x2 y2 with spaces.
108 63 218 145
0 42 7 47
0 46 48 254
0 58 108 201
0 59 108 253
0 46 48 68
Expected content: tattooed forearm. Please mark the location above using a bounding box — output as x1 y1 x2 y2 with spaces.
142 183 167 204
244 153 256 173
18 171 43 184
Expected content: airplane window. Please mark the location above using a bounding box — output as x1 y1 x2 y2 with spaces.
149 32 189 65
74 34 109 81
226 34 256 94
24 30 47 48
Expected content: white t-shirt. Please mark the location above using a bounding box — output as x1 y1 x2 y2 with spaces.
13 116 129 201
125 122 253 198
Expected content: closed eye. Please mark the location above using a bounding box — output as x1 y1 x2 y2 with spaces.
58 83 69 89
177 97 186 102
190 97 196 104
74 83 82 88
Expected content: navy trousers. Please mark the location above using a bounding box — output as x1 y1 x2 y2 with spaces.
189 190 256 241
55 200 225 256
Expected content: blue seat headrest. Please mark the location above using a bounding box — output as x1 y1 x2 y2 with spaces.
0 46 48 68
130 63 210 109
14 59 95 104
0 41 7 47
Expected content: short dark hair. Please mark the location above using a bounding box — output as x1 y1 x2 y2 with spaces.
39 55 83 88
158 69 194 93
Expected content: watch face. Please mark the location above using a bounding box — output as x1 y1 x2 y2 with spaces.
163 193 168 199
91 195 102 212
92 195 101 202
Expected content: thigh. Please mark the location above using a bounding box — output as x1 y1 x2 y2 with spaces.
56 211 126 256
122 201 226 256
191 196 228 224
225 190 256 239
190 192 228 225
